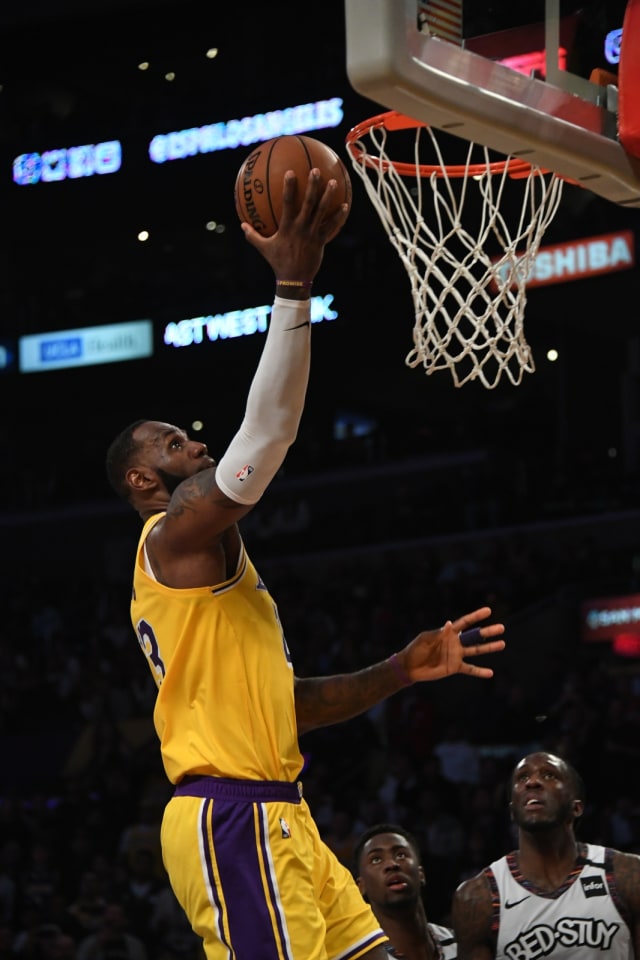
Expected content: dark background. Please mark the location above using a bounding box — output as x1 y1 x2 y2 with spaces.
1 4 640 944
0 0 637 514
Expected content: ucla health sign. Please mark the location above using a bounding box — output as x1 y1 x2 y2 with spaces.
15 294 338 373
19 320 153 373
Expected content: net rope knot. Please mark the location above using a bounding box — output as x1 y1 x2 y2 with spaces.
346 112 565 389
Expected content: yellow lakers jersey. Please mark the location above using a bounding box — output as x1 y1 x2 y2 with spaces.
131 513 304 784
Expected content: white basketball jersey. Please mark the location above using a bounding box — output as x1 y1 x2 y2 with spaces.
487 845 633 960
385 922 457 959
431 922 457 959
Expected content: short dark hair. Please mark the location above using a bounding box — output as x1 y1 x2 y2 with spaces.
352 822 421 878
105 419 149 501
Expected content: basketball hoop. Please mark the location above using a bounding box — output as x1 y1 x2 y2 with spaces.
345 112 565 389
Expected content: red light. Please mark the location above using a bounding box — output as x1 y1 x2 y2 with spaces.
499 48 567 79
612 634 640 658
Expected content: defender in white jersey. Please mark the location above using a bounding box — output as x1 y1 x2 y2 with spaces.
354 823 457 960
451 752 640 960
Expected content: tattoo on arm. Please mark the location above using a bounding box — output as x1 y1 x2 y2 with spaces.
451 875 495 960
613 851 640 942
167 469 246 519
294 661 402 734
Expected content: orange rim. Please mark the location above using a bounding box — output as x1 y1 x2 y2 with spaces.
345 110 539 179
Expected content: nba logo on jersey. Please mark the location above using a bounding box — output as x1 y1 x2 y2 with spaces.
279 818 291 839
235 463 254 481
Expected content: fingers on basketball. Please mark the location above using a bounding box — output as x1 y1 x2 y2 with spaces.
234 135 352 238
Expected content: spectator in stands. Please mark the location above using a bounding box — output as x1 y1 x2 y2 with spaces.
76 903 146 960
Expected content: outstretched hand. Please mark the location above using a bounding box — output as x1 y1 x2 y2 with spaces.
399 606 505 683
240 168 350 281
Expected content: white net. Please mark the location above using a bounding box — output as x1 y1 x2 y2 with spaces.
346 115 565 389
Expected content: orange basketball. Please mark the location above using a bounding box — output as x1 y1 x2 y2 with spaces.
234 135 352 238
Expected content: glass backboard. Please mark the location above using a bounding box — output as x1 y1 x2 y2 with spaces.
344 0 640 207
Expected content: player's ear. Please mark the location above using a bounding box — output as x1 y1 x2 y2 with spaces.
573 799 584 820
126 466 157 492
418 865 426 886
356 876 368 900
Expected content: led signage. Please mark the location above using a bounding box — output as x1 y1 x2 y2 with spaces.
19 320 153 372
493 230 634 290
13 140 122 185
12 98 345 184
149 98 344 164
163 294 338 349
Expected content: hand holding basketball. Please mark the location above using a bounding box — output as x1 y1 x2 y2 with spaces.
234 135 352 239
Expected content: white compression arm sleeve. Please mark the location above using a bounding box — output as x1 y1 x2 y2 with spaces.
215 296 312 505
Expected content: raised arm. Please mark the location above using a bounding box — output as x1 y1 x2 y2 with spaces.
131 170 349 584
451 871 496 960
186 169 347 533
294 606 505 735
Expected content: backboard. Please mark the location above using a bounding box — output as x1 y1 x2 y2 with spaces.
344 0 640 207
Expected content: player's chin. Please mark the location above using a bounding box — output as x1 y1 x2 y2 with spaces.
514 813 550 831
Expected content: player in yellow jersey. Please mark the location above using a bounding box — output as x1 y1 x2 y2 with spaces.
106 167 506 960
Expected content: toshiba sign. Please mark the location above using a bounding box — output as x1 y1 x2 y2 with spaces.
494 230 635 290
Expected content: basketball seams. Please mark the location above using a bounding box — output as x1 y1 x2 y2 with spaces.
335 155 352 209
297 135 313 172
234 135 351 237
302 137 352 212
265 139 282 237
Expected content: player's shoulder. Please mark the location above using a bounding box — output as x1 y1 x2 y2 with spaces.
611 848 640 882
454 866 493 902
451 865 495 943
137 511 165 551
610 847 640 866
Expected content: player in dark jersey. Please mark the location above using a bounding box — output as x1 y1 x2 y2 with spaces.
354 823 457 959
451 751 640 960
106 167 506 960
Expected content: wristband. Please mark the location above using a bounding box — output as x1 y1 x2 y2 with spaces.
276 280 313 288
388 652 413 687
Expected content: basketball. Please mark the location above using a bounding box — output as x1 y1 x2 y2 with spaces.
234 135 352 238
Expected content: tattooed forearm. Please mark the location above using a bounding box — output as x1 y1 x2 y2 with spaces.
294 660 404 734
